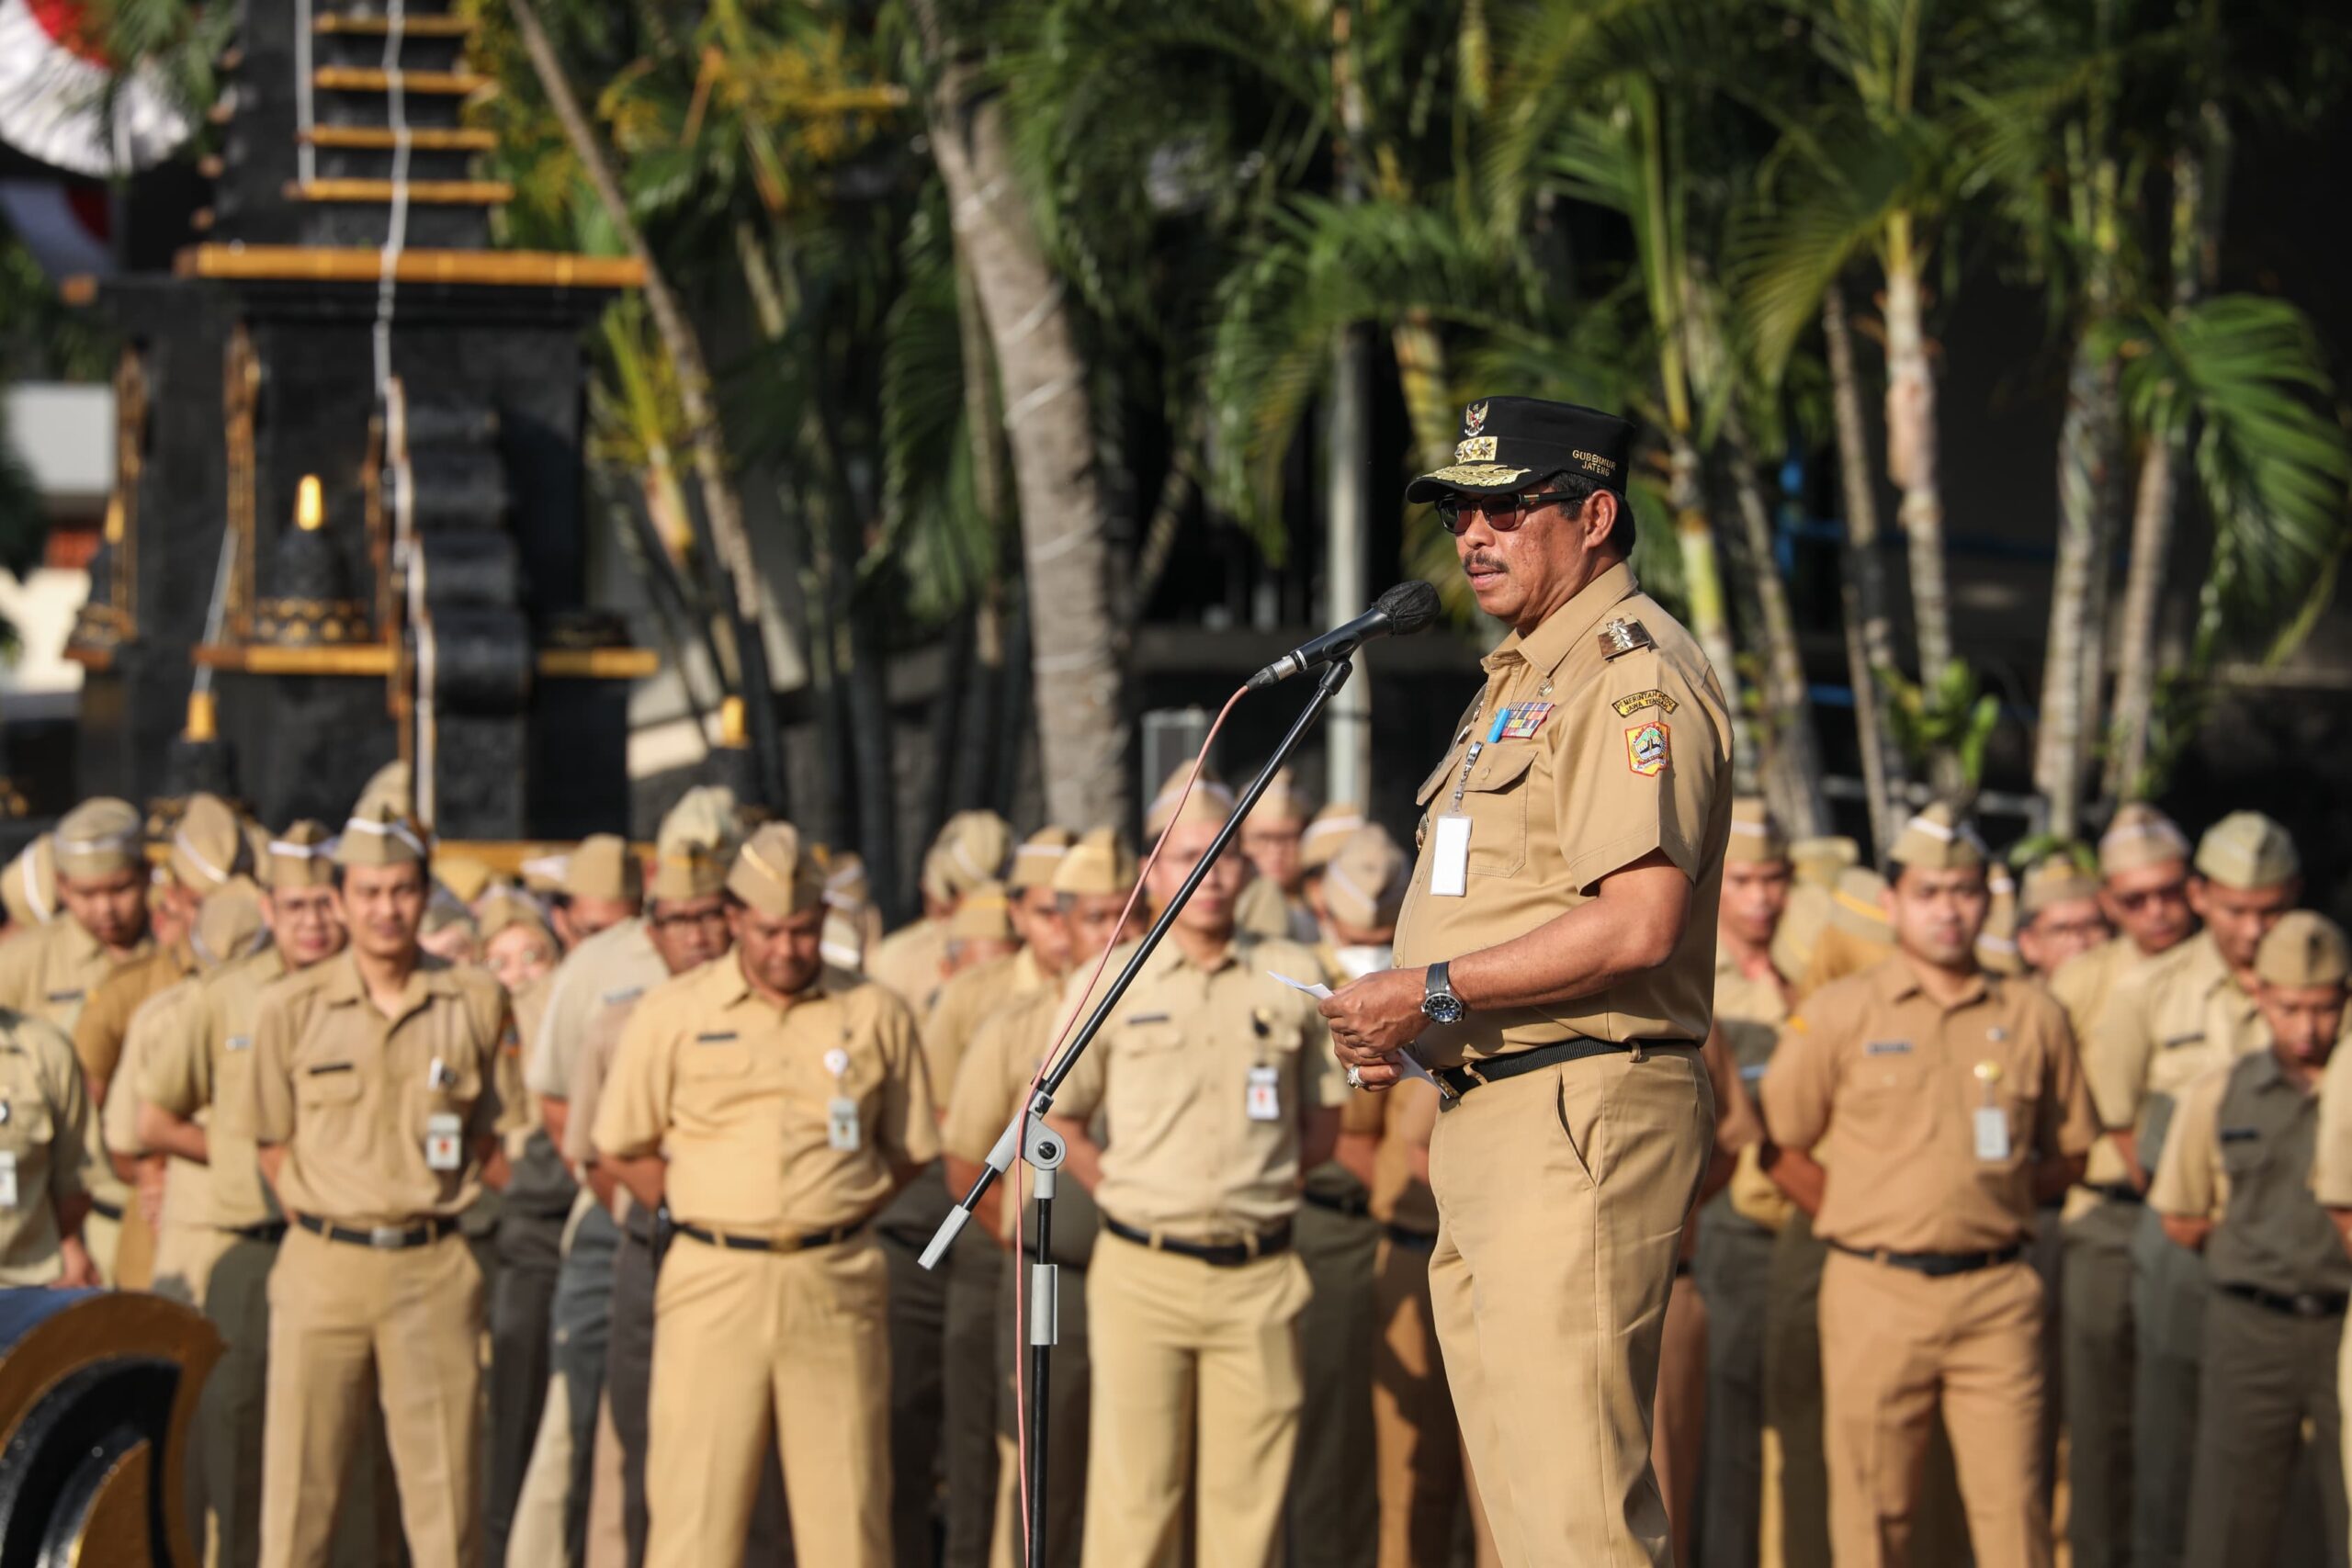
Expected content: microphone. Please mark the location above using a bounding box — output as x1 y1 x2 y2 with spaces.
1248 581 1442 690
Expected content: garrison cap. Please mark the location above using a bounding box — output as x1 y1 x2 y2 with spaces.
1052 828 1139 897
1247 767 1311 829
2018 851 2100 919
2256 911 2350 989
353 761 413 821
194 880 269 968
1322 826 1408 931
55 798 143 878
947 883 1015 944
2194 811 2299 891
1725 797 1789 864
820 909 865 974
1790 835 1860 891
1300 803 1366 873
1010 828 1078 893
727 823 827 919
433 854 499 906
1976 863 2023 974
1405 396 1635 504
568 834 644 905
477 887 555 947
1 835 55 927
823 850 870 912
170 794 249 894
650 788 736 902
516 850 566 897
264 821 337 889
420 887 477 942
1830 867 1894 942
940 812 1012 894
1887 803 1988 874
336 798 427 868
2098 802 2191 878
1144 763 1236 840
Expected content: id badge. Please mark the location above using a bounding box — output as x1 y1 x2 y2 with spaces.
1973 1106 2011 1162
1429 814 1473 897
424 1112 464 1172
0 1150 17 1210
828 1096 863 1153
1246 1065 1282 1122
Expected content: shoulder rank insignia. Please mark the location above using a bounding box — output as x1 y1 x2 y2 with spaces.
1624 719 1670 777
1498 703 1555 739
1597 619 1655 660
1611 689 1679 718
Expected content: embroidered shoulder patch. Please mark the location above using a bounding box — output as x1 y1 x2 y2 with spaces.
1624 719 1670 777
1611 689 1679 718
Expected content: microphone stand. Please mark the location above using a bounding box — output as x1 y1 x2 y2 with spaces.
920 654 1358 1568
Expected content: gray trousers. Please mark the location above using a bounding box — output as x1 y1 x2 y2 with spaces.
2062 1200 2137 1568
1287 1198 1379 1568
1694 1206 1774 1568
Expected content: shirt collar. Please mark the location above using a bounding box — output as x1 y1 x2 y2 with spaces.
707 950 833 1011
2243 1048 2290 1095
319 948 450 1013
1869 952 1990 1011
1481 560 1640 682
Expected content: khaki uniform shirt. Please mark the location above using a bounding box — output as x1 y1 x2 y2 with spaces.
144 949 288 1230
2052 934 2159 1209
2086 931 2263 1178
922 947 1048 1110
560 973 680 1222
1392 562 1734 1067
0 917 153 1041
523 918 666 1101
2151 1051 2351 1299
75 940 194 1089
593 960 937 1236
866 919 950 1013
1759 955 2098 1255
941 984 1110 1249
0 1010 97 1282
107 978 216 1227
2308 1037 2352 1209
247 952 509 1227
1050 934 1344 1242
1236 877 1316 944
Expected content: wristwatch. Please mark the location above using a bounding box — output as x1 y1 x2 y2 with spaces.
1421 962 1467 1026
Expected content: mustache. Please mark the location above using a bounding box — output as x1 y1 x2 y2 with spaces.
1464 554 1509 574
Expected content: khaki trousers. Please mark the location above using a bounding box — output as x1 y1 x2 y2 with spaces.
153 1218 235 1311
260 1225 485 1568
1817 1251 2051 1568
1653 1269 1707 1568
2061 1197 2137 1568
86 1204 122 1288
505 1372 572 1568
1428 1044 1712 1568
1080 1230 1312 1568
1291 1199 1380 1568
2181 1289 2346 1568
644 1232 892 1568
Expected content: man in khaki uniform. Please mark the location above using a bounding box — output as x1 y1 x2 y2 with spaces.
0 832 57 939
2092 810 2299 1568
1292 827 1405 1568
0 797 156 1283
249 798 512 1568
1694 797 1796 1568
2014 852 2109 984
594 822 938 1568
1759 804 2097 1568
1043 784 1340 1568
141 821 349 1568
1235 768 1319 943
922 826 1072 1568
2151 912 2349 1568
1323 397 1731 1567
869 809 1012 1012
940 828 1142 1568
0 983 100 1286
552 834 643 949
1296 801 1366 935
2048 802 2197 1568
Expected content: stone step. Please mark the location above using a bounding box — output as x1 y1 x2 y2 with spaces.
312 65 488 95
301 125 496 152
313 13 471 36
285 178 512 205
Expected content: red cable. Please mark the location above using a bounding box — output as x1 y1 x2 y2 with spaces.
1007 683 1250 1561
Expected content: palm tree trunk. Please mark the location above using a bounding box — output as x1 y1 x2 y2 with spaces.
1724 406 1829 837
1823 286 1904 852
911 0 1129 832
2032 345 2113 836
504 0 786 806
1882 231 1962 795
1668 435 1748 783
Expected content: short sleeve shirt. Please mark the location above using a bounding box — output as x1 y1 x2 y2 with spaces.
2152 1051 2350 1299
2050 934 2146 1190
866 919 951 1014
922 947 1048 1111
940 983 1110 1254
1392 562 1734 1066
1758 955 2098 1254
247 951 509 1226
591 959 938 1236
1050 934 1343 1241
2311 1033 2352 1209
142 948 287 1229
0 918 152 1037
2086 931 2262 1173
524 919 666 1100
0 1010 96 1283
106 978 217 1227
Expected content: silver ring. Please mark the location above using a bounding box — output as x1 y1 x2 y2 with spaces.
1346 1066 1363 1089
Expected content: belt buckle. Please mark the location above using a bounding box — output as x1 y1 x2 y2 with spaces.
368 1225 405 1249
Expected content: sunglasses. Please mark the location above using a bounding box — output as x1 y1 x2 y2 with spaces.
1434 489 1586 536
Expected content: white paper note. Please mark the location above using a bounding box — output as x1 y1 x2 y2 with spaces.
1269 972 1444 1090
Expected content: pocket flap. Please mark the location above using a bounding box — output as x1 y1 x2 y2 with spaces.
297 1064 364 1104
1461 748 1537 794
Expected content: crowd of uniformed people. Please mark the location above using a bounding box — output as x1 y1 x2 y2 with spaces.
0 755 2345 1568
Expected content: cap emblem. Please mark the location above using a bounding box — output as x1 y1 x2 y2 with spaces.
1464 400 1488 436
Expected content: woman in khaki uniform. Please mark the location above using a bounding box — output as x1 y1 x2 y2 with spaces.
594 822 938 1568
249 800 512 1568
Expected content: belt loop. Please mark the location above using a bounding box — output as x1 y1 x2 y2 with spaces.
1242 1231 1261 1260
1627 1039 1649 1063
1148 1227 1166 1253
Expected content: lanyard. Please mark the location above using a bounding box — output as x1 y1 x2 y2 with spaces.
1450 709 1511 810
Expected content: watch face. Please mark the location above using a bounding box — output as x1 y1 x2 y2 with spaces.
1423 994 1466 1025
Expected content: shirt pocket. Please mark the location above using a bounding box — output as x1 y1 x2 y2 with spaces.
1834 1051 1939 1156
294 1062 367 1146
1457 749 1537 879
0 1090 54 1156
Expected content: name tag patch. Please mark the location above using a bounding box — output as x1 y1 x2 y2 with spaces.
226 1034 252 1053
2219 1127 2260 1144
694 1031 739 1044
2162 1032 2206 1051
1864 1041 1912 1056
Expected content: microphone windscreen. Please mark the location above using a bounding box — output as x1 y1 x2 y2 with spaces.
1375 581 1443 637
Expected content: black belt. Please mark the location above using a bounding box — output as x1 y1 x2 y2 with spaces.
295 1213 456 1251
2083 1182 2144 1205
1383 1224 1438 1252
1829 1240 2023 1278
1103 1217 1291 1268
88 1198 123 1222
676 1219 866 1255
1435 1036 1687 1100
1302 1189 1371 1219
225 1220 289 1244
2221 1281 2348 1319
